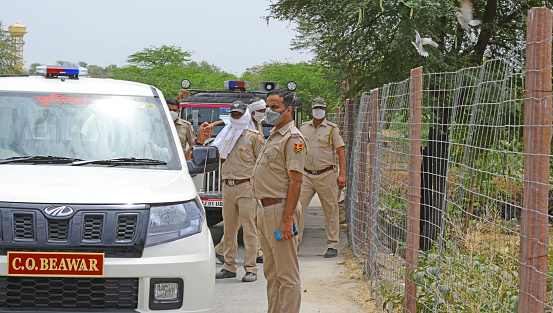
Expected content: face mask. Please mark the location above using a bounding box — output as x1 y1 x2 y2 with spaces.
170 111 179 121
312 108 326 119
264 103 291 125
252 111 264 122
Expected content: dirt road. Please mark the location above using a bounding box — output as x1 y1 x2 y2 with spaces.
210 194 378 312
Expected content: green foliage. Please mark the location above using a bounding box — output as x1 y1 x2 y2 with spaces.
268 0 550 98
111 61 238 100
126 44 192 69
0 20 22 74
56 60 77 67
381 248 520 312
241 61 342 119
87 64 117 78
28 62 42 74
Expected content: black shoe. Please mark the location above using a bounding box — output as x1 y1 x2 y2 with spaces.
242 272 257 282
215 269 236 279
256 255 263 263
324 248 338 258
215 253 225 265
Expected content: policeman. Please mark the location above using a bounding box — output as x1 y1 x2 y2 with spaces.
167 99 194 151
213 101 263 282
252 88 306 313
296 97 346 258
166 98 221 160
249 97 267 133
213 98 267 265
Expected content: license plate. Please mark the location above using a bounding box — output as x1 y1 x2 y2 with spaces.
8 252 104 277
201 198 222 208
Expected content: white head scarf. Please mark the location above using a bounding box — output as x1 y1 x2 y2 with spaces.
248 99 266 129
212 108 254 159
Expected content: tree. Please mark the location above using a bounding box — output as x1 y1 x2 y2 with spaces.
111 60 237 99
126 45 192 68
78 61 88 68
28 62 42 74
56 60 77 67
268 0 550 98
241 61 342 119
0 20 21 74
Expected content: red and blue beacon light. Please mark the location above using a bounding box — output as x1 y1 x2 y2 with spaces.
36 66 88 79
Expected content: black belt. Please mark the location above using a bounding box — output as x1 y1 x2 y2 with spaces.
258 198 283 207
224 179 250 186
304 166 334 175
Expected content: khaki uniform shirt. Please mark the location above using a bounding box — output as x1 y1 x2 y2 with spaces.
252 121 307 199
300 119 345 171
221 129 263 180
174 118 195 151
254 121 264 133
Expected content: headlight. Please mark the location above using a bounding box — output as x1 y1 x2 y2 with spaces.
145 198 205 247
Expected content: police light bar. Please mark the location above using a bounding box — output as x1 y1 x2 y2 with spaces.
36 66 88 79
224 80 251 90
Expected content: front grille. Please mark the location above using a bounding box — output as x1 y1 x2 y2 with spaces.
48 219 69 241
0 203 149 258
0 276 139 310
116 214 138 242
82 215 104 242
13 213 34 240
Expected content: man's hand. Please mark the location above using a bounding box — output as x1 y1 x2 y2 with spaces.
280 219 295 241
337 173 346 190
197 121 223 144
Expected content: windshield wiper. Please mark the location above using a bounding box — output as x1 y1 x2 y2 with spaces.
71 157 167 166
0 155 83 164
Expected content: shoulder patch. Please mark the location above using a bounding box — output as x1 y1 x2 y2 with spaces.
293 142 304 153
290 127 300 138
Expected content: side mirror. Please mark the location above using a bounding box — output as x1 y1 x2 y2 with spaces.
186 146 219 175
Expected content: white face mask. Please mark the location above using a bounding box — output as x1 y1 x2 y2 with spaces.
312 108 326 119
170 111 179 121
252 111 264 122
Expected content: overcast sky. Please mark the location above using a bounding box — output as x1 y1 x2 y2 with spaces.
1 0 313 75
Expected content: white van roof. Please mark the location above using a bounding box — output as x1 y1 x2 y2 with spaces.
0 76 157 97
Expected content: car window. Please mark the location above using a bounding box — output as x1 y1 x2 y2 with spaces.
0 92 180 169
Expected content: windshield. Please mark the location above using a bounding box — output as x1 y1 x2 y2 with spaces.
0 92 179 169
181 104 230 137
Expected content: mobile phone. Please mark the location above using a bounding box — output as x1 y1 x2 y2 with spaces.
275 223 298 241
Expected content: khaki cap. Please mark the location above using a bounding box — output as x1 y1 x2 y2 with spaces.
311 97 327 108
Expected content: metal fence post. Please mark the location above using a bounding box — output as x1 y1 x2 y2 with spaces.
404 66 423 313
366 88 379 275
344 99 356 238
518 7 552 312
356 95 371 250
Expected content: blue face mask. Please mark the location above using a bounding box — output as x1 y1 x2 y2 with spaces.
264 102 292 125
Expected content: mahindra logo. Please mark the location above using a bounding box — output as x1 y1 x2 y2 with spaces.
44 206 74 217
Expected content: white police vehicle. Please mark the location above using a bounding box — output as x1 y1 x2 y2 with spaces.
0 66 218 312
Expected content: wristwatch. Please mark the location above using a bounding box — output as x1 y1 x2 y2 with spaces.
195 138 204 146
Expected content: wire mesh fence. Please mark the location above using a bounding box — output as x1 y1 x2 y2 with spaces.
342 7 553 313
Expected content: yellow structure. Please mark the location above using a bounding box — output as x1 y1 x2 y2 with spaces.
8 24 27 70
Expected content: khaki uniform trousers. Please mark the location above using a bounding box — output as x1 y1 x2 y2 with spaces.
296 170 339 249
215 230 263 258
257 201 301 313
221 181 258 274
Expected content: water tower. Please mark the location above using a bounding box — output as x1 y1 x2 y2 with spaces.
8 23 27 70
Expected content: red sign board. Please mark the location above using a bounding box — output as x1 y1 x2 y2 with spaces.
7 252 104 277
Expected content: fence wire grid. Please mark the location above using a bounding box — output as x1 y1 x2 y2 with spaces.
342 8 553 312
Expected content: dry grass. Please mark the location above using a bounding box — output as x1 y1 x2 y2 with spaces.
340 247 380 312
